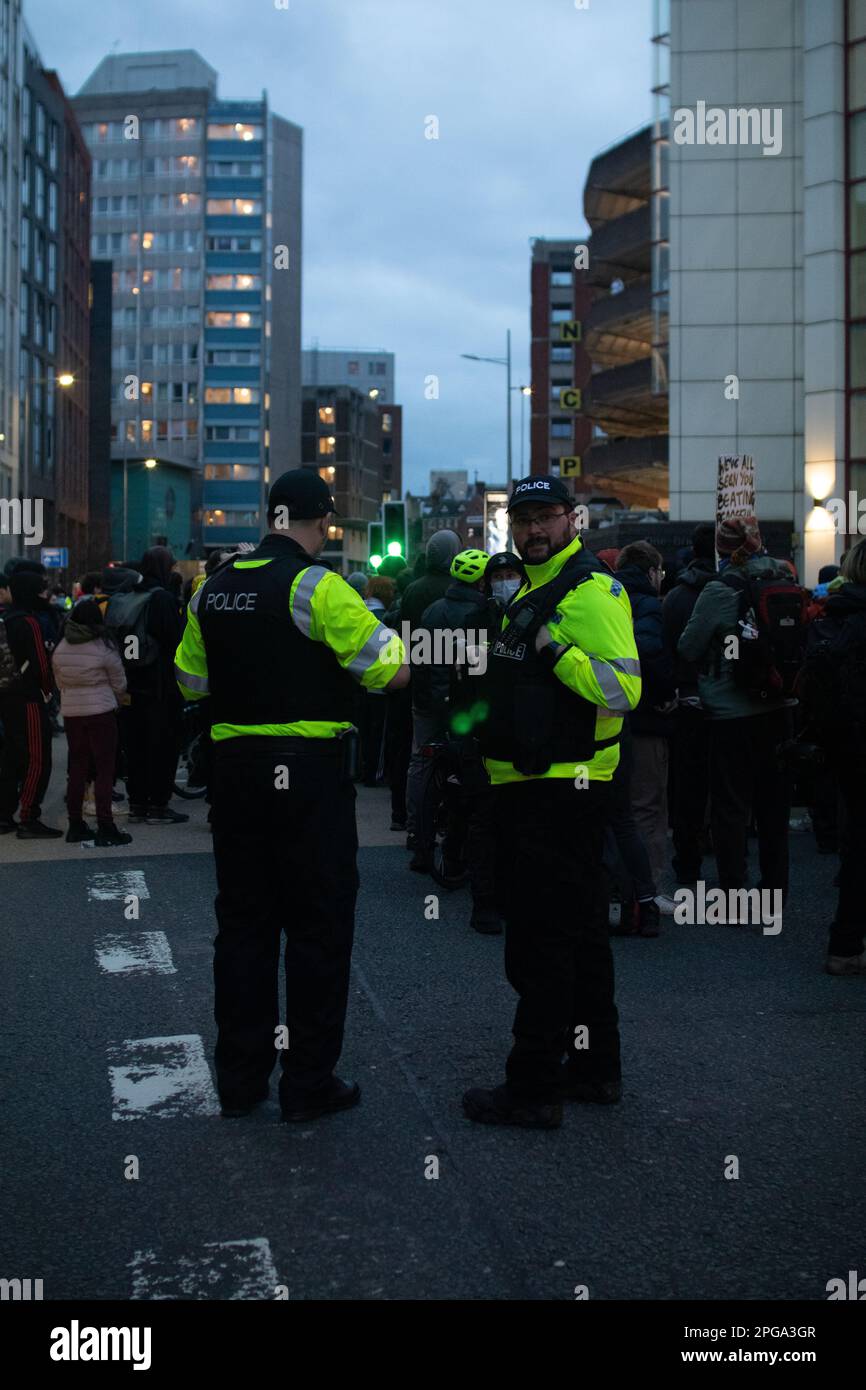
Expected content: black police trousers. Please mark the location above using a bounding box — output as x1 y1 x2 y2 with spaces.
491 776 619 1103
210 737 359 1107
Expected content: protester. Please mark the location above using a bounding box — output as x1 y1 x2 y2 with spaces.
115 545 188 825
402 530 462 849
359 575 395 785
0 570 60 837
51 599 131 846
677 517 794 904
799 538 866 974
615 541 677 909
662 523 717 885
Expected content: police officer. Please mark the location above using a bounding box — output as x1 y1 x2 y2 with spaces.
175 470 408 1122
463 476 641 1128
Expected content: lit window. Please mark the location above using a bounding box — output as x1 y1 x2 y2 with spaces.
318 406 335 426
205 387 232 404
141 382 153 397
319 466 336 482
328 526 344 541
382 413 392 433
318 437 336 457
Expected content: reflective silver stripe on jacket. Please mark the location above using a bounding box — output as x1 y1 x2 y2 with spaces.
174 663 209 694
608 657 641 677
291 566 330 637
189 584 204 616
588 657 633 712
348 624 395 678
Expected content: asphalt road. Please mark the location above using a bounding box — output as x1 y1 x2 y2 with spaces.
1 786 864 1301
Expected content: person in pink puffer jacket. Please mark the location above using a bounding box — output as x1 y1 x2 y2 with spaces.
52 599 132 847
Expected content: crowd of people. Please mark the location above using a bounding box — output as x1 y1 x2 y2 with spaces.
1 515 864 980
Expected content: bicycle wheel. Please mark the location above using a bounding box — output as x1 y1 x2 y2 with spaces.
173 733 208 800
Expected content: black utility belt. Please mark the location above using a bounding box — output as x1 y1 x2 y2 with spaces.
216 734 350 759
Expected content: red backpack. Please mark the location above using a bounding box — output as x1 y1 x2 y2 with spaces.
720 570 808 700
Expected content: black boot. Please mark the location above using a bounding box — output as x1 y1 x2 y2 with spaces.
93 821 133 847
66 819 96 843
462 1084 562 1129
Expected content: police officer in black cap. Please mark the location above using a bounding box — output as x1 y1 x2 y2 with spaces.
176 470 409 1121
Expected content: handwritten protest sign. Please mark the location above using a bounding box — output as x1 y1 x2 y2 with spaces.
716 455 755 522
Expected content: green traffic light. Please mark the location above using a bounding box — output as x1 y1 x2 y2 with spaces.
386 541 403 557
370 554 383 569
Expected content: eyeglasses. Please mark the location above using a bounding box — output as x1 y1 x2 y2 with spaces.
510 508 568 529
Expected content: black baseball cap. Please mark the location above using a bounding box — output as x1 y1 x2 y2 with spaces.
268 469 338 521
507 475 575 512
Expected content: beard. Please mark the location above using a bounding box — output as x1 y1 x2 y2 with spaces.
520 535 554 562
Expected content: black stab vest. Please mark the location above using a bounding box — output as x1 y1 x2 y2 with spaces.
197 537 357 729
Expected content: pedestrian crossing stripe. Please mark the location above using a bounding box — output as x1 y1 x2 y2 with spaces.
95 933 175 976
108 1035 220 1120
87 870 150 901
129 1238 280 1300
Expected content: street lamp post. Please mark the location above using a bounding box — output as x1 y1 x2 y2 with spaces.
512 384 532 475
123 457 159 560
19 371 75 558
461 330 515 490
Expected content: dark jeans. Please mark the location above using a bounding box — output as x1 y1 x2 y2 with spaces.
358 690 386 785
604 722 656 902
671 703 710 882
709 709 792 897
0 696 52 823
830 766 866 957
210 739 359 1106
492 778 619 1103
121 694 181 809
383 684 412 822
65 710 118 823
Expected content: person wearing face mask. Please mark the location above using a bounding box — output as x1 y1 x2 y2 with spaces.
485 552 526 611
174 470 409 1124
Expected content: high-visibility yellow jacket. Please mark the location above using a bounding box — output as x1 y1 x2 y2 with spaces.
174 542 405 741
483 531 642 784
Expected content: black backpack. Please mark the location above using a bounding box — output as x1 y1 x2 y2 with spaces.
104 590 159 672
720 569 808 700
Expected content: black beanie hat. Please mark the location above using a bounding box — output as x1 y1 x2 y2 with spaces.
9 571 45 609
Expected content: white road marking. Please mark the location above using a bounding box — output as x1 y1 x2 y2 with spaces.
95 933 176 976
87 869 150 902
129 1238 280 1300
108 1035 220 1120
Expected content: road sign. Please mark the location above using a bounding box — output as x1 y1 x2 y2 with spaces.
560 457 582 478
41 547 68 569
559 388 582 411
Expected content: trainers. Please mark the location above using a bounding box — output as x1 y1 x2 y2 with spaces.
655 894 678 916
638 898 661 938
66 820 96 843
462 1084 562 1129
145 806 189 825
826 951 866 976
127 805 148 824
93 823 133 847
470 906 504 935
280 1076 361 1123
16 820 63 839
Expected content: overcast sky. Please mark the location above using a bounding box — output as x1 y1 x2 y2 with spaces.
26 0 652 496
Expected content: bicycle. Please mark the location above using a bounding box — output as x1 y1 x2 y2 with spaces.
173 701 209 800
415 737 474 889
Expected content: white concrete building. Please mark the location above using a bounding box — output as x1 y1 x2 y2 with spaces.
666 0 857 582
